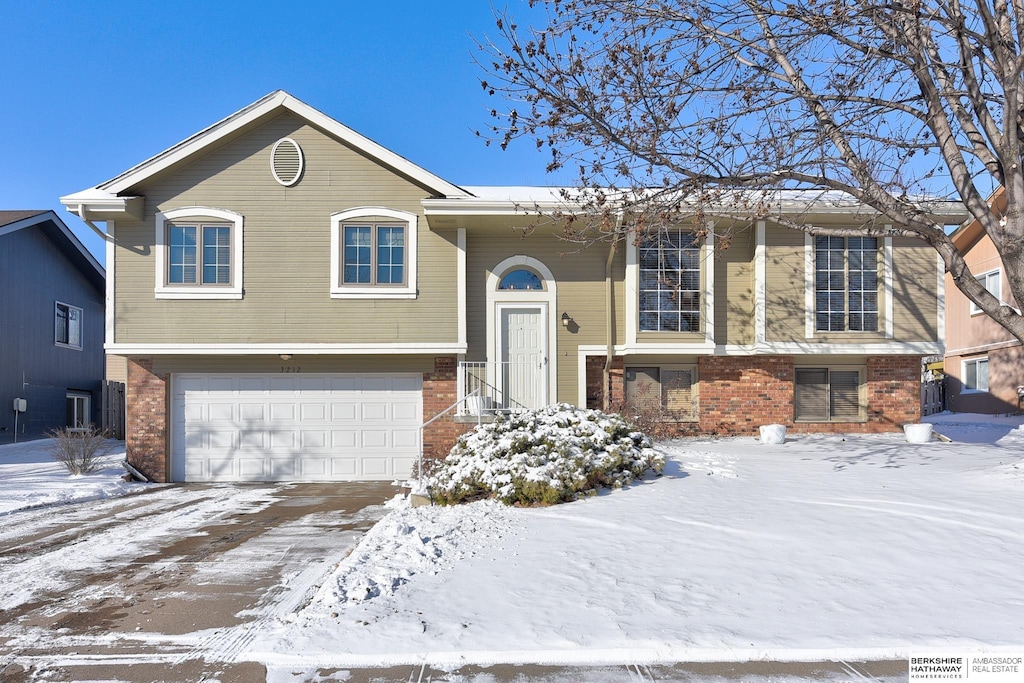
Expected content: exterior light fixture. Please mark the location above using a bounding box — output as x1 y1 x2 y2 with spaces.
561 312 572 327
280 354 293 361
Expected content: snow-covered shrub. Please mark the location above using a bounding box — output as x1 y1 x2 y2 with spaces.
425 404 664 506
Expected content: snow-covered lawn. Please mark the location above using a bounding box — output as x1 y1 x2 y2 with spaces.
0 438 147 515
250 412 1024 671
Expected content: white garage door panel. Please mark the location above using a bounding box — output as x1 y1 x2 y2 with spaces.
171 373 422 482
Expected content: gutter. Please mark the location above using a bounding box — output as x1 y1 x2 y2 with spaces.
77 205 114 242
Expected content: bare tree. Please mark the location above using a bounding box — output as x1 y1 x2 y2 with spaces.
480 0 1024 342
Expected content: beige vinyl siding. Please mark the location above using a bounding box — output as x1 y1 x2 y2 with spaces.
715 223 755 345
763 223 935 344
764 222 807 341
105 354 128 384
465 229 625 404
112 112 458 344
891 237 939 341
148 355 435 376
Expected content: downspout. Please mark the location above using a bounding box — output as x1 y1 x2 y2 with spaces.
77 205 114 242
604 214 623 411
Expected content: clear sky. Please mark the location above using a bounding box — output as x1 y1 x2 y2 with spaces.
1 1 566 263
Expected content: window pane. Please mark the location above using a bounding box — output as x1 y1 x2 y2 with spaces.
202 226 231 284
343 227 372 283
499 269 543 290
795 369 829 420
830 370 860 419
965 361 978 390
376 226 405 284
68 308 81 347
55 304 68 344
168 226 197 284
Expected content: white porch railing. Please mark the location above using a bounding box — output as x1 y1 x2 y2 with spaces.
457 361 546 416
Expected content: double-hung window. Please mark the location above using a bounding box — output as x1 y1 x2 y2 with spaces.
794 367 864 421
815 236 878 332
330 207 418 298
155 208 244 299
343 224 406 285
969 270 1000 315
963 357 989 392
55 302 82 349
639 228 702 332
167 223 231 286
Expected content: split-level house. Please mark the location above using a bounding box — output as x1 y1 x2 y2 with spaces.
944 188 1023 413
61 91 966 483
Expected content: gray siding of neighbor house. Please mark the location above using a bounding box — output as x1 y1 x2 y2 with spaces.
110 112 459 345
0 227 104 443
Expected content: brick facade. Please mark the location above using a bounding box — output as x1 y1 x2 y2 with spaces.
585 353 922 436
585 355 624 409
126 357 169 482
421 356 474 461
698 355 795 434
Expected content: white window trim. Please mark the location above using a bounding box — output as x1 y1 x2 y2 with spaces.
970 269 1001 315
961 356 990 393
155 207 244 300
55 301 83 350
805 232 886 337
66 391 91 431
330 207 418 299
626 221 715 344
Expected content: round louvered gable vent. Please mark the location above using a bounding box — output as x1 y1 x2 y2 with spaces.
271 137 304 186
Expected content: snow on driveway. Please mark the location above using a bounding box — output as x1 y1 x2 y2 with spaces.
251 414 1024 672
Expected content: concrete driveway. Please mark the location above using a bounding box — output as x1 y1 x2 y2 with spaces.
0 481 397 682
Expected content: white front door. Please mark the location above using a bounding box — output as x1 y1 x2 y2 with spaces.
500 307 546 410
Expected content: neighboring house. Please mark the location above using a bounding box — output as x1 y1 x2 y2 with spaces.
60 91 966 483
944 188 1023 414
0 210 105 444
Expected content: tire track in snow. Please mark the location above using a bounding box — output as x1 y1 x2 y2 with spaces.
0 485 283 614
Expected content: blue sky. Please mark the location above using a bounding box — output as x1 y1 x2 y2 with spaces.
1 1 564 263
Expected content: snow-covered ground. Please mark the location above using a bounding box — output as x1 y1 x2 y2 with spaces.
3 416 1023 680
0 438 147 515
249 412 1024 674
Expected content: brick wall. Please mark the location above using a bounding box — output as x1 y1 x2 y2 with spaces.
864 355 921 428
698 355 795 434
422 356 474 461
126 357 168 482
586 353 920 436
585 355 624 409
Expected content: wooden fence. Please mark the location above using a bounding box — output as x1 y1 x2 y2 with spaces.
921 379 946 417
102 380 126 440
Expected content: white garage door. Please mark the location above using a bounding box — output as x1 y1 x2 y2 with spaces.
171 373 422 482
